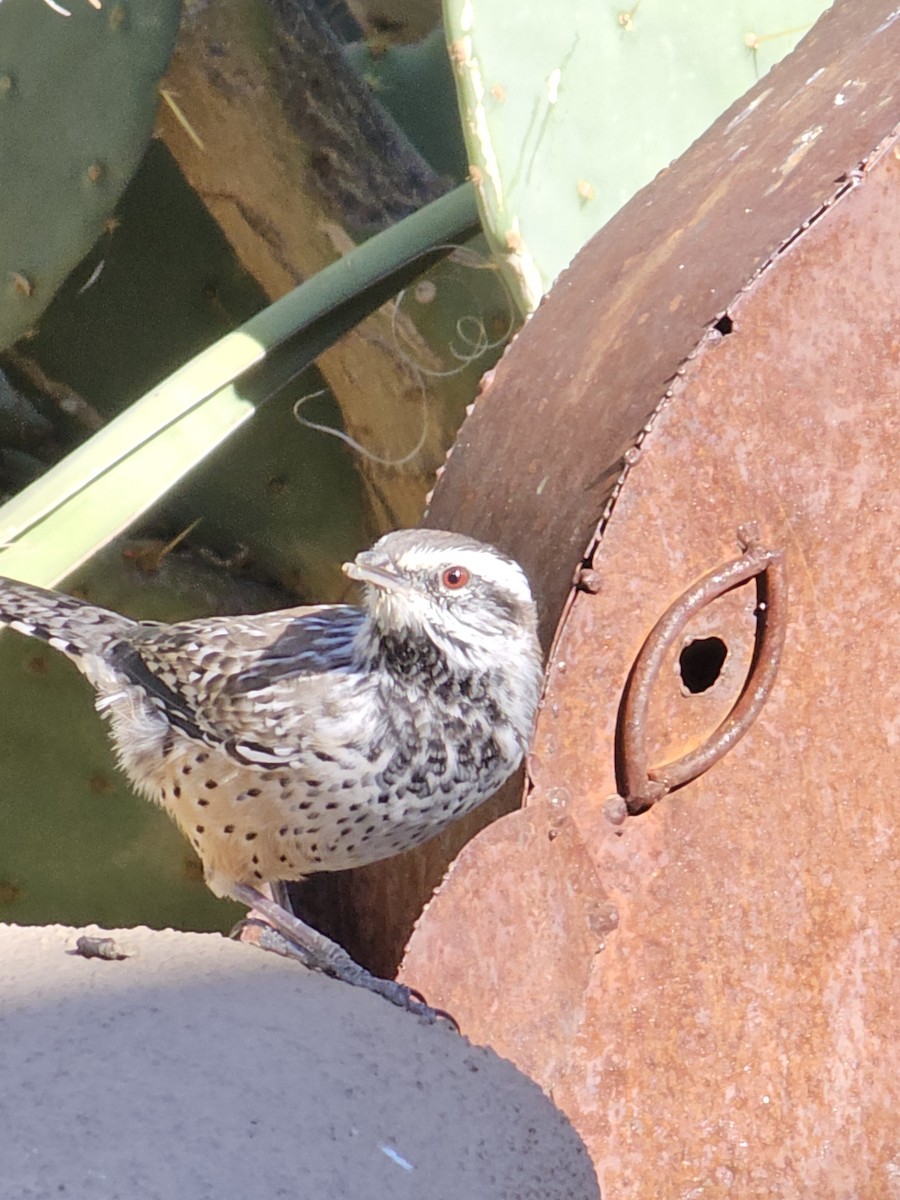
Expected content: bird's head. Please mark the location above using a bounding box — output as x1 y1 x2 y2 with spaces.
343 529 540 676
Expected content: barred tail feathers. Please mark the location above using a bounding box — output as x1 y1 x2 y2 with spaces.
0 577 137 661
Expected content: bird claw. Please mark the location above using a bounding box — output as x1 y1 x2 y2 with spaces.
366 977 459 1030
400 984 461 1031
229 915 266 941
232 915 459 1029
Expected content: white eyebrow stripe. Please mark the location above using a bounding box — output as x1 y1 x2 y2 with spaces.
398 546 524 589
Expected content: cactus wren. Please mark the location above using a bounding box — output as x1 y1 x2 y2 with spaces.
0 529 543 1016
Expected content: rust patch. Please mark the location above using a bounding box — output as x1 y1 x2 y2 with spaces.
425 0 900 655
406 798 617 1087
405 13 900 1194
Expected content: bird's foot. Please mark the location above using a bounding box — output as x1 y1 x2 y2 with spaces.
230 885 457 1029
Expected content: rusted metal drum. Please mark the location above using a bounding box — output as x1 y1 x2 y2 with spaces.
402 2 900 1194
327 0 900 987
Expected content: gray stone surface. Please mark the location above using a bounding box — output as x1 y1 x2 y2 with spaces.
0 924 599 1200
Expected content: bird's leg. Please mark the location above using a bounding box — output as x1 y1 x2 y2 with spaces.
230 883 443 1024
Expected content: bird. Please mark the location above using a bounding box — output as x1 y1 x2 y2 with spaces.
0 529 543 1016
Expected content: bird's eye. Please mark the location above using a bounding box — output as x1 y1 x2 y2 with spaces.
441 566 470 590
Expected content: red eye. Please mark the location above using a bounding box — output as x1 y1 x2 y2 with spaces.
441 566 470 590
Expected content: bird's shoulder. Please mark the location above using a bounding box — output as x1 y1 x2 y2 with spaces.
107 604 367 751
130 603 363 678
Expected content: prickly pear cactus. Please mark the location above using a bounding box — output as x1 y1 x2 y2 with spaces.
343 28 469 183
0 0 181 350
444 0 830 311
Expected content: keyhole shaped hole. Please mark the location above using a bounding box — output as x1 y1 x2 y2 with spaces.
679 636 728 694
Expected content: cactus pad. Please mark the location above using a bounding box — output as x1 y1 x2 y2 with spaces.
0 0 181 349
445 0 830 310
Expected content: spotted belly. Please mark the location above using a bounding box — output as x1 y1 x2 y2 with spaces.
100 682 521 898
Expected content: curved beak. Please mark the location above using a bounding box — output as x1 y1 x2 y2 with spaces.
342 555 410 591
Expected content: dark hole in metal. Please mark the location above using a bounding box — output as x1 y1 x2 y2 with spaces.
714 313 733 335
679 637 728 694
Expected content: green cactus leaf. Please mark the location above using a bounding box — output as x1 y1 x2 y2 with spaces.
444 0 831 311
0 0 182 349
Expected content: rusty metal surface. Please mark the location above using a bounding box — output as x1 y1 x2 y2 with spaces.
363 0 900 988
404 111 900 1200
618 530 788 813
350 0 900 985
424 0 900 650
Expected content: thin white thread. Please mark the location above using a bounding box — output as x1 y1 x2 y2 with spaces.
291 245 515 467
292 388 428 468
390 244 516 380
